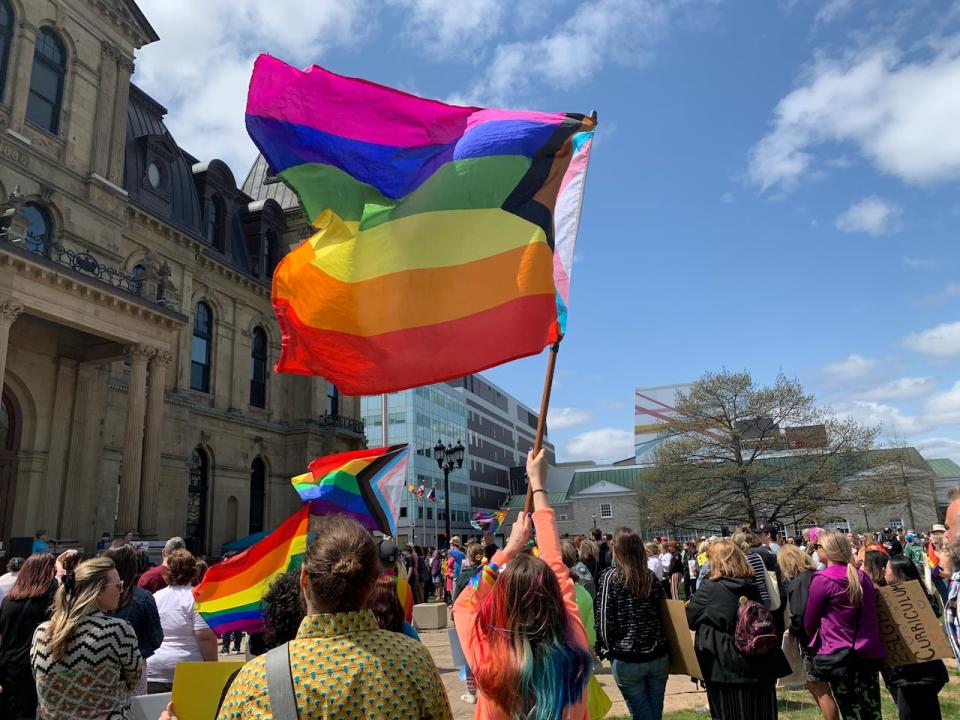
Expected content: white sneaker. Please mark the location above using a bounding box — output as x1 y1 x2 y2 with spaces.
460 693 477 704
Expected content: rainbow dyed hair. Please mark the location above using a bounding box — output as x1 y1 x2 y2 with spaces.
471 553 592 720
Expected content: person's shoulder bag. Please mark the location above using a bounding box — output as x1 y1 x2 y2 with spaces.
265 643 301 720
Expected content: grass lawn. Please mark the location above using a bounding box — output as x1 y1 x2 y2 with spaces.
608 666 960 719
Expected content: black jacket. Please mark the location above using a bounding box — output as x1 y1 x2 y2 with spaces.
686 576 791 684
783 569 814 648
0 582 56 717
594 568 668 662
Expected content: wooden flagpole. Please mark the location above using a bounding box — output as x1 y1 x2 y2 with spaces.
524 337 562 513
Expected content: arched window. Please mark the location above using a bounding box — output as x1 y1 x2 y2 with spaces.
21 202 52 254
327 381 339 416
0 1 13 103
130 263 146 296
191 302 212 392
249 458 266 534
186 447 209 555
26 28 66 134
204 194 225 251
249 327 267 408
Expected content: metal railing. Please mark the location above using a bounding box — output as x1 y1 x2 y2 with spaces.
317 414 365 435
2 229 148 299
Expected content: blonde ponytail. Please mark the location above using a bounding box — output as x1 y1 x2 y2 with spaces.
819 530 863 607
844 562 863 607
43 557 114 660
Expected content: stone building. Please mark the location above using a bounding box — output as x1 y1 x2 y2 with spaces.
505 447 942 540
0 0 365 555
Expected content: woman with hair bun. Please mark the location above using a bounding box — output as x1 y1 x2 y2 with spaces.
805 530 886 720
215 513 452 719
30 556 142 719
454 449 592 720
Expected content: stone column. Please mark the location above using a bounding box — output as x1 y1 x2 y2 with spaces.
8 24 37 134
59 362 96 538
89 42 119 178
139 351 172 534
108 54 134 184
42 358 78 534
0 299 24 389
117 345 151 533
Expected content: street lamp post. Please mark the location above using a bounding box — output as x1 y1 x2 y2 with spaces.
860 503 870 533
434 438 465 547
592 514 597 529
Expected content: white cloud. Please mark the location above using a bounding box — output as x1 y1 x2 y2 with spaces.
720 191 734 203
564 428 635 461
386 0 505 59
461 0 698 105
814 0 855 26
913 436 960 463
834 196 902 235
548 407 594 429
134 0 373 178
821 353 877 381
748 40 960 192
947 283 960 296
838 380 960 436
860 377 936 401
900 256 939 269
904 321 960 357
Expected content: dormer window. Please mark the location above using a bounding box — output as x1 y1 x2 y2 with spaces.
204 194 225 252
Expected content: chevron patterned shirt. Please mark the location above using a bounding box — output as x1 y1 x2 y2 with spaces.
31 610 143 719
216 610 452 720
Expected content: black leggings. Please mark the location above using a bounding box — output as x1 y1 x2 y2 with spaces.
889 686 942 720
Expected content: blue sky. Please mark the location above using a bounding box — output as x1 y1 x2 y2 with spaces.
134 0 960 463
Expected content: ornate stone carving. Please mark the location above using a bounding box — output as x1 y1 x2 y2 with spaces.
199 430 211 446
124 344 154 364
0 299 24 325
151 349 174 367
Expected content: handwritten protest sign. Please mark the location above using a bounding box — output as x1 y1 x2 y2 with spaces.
875 580 952 668
660 599 703 680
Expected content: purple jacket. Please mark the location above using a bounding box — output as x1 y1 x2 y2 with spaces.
804 564 886 660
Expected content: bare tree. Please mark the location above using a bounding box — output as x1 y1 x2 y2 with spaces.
646 370 879 529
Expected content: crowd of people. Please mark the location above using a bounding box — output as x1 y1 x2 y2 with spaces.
1 472 958 719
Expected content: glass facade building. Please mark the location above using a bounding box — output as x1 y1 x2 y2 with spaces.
361 385 471 546
362 374 555 547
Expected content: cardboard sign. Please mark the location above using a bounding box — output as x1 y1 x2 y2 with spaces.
660 599 703 680
171 661 244 720
875 580 953 668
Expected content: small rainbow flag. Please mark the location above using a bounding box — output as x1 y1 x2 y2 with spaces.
291 445 410 536
928 542 940 569
193 504 309 635
470 508 509 534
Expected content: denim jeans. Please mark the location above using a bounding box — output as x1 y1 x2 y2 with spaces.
611 654 670 720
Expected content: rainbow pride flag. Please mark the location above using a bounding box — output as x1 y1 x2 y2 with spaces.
193 504 309 635
291 444 410 536
470 508 509 534
246 55 595 395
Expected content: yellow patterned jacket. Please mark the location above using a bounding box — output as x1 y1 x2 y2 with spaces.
216 611 453 720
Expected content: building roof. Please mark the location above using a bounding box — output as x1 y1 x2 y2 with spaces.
503 446 936 508
126 1 160 43
506 492 569 509
926 458 960 479
242 155 301 211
